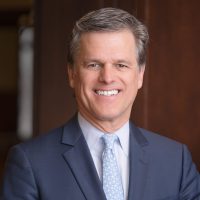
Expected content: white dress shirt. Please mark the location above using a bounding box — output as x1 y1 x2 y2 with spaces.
78 113 130 200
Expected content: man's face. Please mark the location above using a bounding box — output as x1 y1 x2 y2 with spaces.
68 30 145 131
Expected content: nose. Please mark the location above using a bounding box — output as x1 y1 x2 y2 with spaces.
99 65 115 84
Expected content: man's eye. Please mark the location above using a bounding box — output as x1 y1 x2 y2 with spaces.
87 63 101 68
117 64 128 68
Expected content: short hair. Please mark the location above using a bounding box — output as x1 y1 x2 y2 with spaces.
67 7 149 68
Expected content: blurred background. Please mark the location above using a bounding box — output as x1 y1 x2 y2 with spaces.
0 0 200 183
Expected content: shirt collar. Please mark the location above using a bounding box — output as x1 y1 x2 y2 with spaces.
114 121 129 157
78 113 129 157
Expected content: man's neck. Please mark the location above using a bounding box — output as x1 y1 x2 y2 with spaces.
78 111 130 133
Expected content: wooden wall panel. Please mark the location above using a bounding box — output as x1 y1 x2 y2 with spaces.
143 0 200 169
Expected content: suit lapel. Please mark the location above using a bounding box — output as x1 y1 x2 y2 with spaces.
128 123 149 200
61 116 106 200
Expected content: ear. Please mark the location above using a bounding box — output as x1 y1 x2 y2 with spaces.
138 65 145 89
67 65 76 88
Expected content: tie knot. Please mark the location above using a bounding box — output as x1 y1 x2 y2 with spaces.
102 134 118 150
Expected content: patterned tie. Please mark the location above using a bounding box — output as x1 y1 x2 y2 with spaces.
102 134 124 200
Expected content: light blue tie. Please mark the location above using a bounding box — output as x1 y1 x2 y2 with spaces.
102 134 124 200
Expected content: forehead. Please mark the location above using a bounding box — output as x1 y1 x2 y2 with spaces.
74 30 137 64
78 30 136 52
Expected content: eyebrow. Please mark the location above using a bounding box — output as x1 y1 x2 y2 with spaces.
115 59 132 65
83 59 102 64
83 58 132 65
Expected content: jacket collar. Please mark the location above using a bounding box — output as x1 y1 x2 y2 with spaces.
128 122 149 200
61 115 106 200
61 115 149 200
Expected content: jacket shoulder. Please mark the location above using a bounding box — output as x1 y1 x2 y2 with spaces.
138 127 183 149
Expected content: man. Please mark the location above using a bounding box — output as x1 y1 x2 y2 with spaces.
1 7 200 200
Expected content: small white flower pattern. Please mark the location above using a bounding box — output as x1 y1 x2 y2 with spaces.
102 134 124 200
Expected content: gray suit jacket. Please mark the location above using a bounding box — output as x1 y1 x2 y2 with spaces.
1 115 200 199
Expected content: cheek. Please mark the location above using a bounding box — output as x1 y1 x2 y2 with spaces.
73 74 92 96
80 71 97 87
126 73 138 85
124 74 142 95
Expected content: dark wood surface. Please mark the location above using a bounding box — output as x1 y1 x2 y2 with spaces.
145 0 200 168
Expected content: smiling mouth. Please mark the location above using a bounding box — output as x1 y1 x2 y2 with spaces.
95 89 120 96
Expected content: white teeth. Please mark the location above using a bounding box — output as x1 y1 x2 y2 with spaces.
96 90 119 96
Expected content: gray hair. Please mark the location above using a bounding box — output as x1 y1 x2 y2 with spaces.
67 7 149 68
